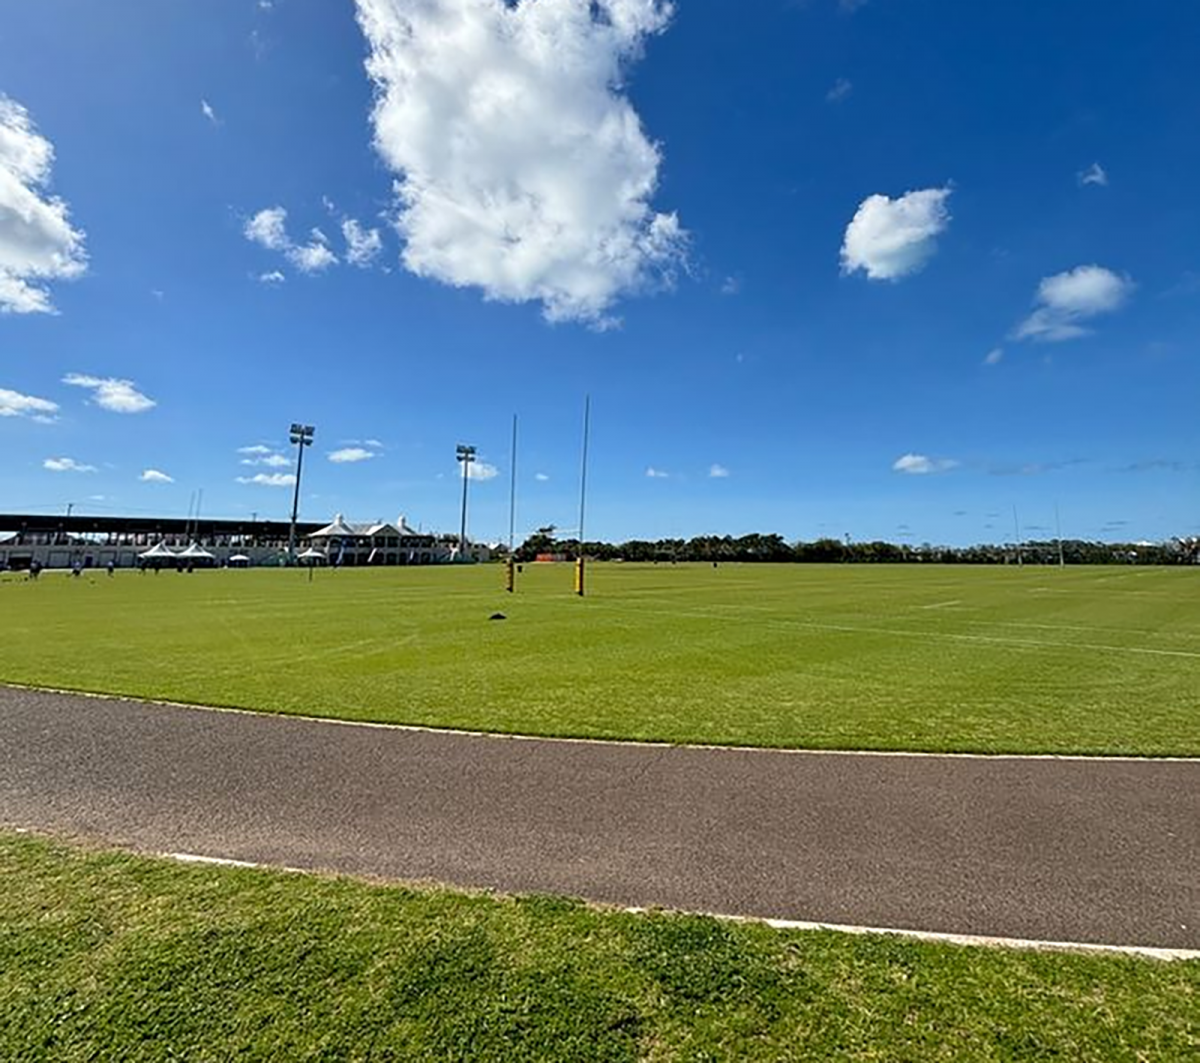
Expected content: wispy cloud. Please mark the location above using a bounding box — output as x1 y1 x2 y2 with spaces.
328 447 375 464
140 468 173 483
1114 459 1194 474
258 270 285 285
63 373 156 413
244 206 338 274
709 463 730 478
892 453 958 475
0 386 58 421
645 466 670 479
1077 162 1108 187
200 99 220 125
354 0 686 326
841 187 952 281
465 461 499 481
236 472 296 487
1015 265 1134 342
44 456 95 473
534 472 549 482
983 347 1004 366
342 218 382 268
987 458 1089 477
826 77 853 103
0 94 88 314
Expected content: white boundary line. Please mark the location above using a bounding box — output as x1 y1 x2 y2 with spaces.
622 907 1199 964
155 849 1197 962
5 682 1198 763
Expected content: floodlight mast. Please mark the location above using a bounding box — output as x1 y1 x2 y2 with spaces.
457 443 476 557
287 423 315 565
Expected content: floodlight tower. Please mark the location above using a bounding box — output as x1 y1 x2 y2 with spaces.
287 423 315 565
456 443 476 558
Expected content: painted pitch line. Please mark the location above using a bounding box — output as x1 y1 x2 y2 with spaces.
156 850 1196 962
5 683 1198 763
617 602 1200 660
920 600 963 609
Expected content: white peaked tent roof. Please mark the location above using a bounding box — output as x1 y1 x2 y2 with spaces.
310 513 356 538
139 541 178 558
365 522 400 537
178 542 216 559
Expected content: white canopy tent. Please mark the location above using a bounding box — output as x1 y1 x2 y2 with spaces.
138 541 178 560
178 543 216 560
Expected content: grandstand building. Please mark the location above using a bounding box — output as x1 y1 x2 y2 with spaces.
0 511 489 570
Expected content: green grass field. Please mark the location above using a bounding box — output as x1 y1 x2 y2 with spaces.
2 563 1197 755
2 831 1195 1062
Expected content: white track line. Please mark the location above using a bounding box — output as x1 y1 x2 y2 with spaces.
622 907 1198 963
156 850 1196 962
6 683 1199 762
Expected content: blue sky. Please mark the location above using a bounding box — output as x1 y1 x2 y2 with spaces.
2 0 1198 547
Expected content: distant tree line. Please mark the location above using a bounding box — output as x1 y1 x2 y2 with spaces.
510 532 1200 566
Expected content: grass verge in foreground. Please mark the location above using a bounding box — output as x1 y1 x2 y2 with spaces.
1 832 1195 1061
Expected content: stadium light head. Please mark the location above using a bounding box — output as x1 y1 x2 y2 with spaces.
290 424 315 446
456 444 476 463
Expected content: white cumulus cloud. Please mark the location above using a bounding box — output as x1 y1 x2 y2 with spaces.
0 386 58 420
236 472 296 487
342 218 383 267
1015 265 1134 342
1078 162 1108 187
0 95 88 314
200 99 220 125
534 472 550 482
892 453 958 475
709 463 730 478
140 468 174 483
465 461 499 481
258 270 286 285
245 207 338 274
63 373 156 413
329 446 375 464
645 466 669 479
44 456 95 473
840 186 952 281
354 0 686 326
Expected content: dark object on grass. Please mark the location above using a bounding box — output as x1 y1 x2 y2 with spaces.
489 613 507 621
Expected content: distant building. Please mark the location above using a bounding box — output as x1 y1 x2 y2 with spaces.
306 514 489 566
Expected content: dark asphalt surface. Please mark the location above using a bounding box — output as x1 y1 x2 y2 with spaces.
1 686 1196 949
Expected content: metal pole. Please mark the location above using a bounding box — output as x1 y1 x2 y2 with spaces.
1055 502 1065 568
575 395 590 597
1012 505 1023 567
507 414 518 592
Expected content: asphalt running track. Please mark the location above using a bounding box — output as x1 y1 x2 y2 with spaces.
1 686 1196 952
